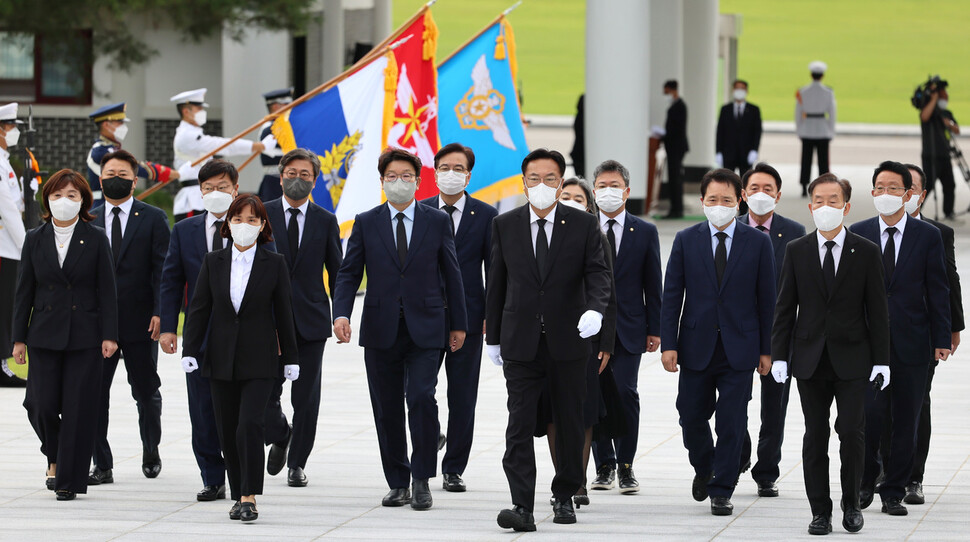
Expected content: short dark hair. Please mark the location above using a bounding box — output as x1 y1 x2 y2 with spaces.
562 177 596 213
199 159 239 185
100 149 139 176
592 159 630 187
42 169 96 223
521 148 566 177
220 194 274 245
434 143 475 172
808 172 852 201
904 163 926 191
279 148 321 179
700 168 742 199
664 79 678 91
378 148 422 177
741 162 782 191
811 73 823 81
733 79 748 89
872 160 912 190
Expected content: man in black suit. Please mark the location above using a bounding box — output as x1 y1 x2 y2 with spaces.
488 149 612 531
849 161 951 516
419 143 497 493
661 80 689 219
332 148 467 511
901 164 964 505
262 148 343 487
736 163 806 497
88 150 170 485
716 80 763 176
771 173 890 535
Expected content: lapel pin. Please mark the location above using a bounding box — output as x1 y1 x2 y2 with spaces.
79 240 84 244
630 227 634 231
470 211 475 215
851 248 855 253
134 212 139 216
777 233 782 237
561 220 566 224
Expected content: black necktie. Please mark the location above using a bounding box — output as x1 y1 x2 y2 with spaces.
714 231 728 286
443 205 457 235
823 240 836 295
606 219 617 255
212 220 224 252
883 226 897 285
396 212 407 266
111 207 122 262
287 208 300 267
536 218 549 279
756 225 767 233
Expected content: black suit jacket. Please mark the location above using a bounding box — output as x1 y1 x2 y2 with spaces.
486 203 612 361
182 246 298 381
716 101 763 162
91 199 170 343
739 212 807 291
13 220 119 350
663 99 689 157
924 216 965 332
772 229 890 380
265 198 343 341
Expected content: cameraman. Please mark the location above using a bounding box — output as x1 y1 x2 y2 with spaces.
920 83 960 221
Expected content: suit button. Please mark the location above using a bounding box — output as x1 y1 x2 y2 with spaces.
539 290 544 296
72 305 77 311
716 327 720 333
66 284 72 290
401 274 405 279
47 306 52 311
48 285 54 291
235 318 240 324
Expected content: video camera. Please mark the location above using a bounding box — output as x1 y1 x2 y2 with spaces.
912 75 948 110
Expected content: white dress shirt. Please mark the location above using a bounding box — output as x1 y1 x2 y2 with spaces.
438 193 466 233
389 200 416 247
529 204 557 255
735 101 746 118
104 197 134 248
0 147 26 260
53 219 78 267
283 197 309 244
599 209 626 254
816 226 847 272
230 245 256 313
708 218 737 258
878 213 906 264
206 212 226 252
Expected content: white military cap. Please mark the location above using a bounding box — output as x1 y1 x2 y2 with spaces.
0 102 22 123
169 88 209 106
808 61 827 75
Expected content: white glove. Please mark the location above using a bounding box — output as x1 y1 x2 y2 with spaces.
181 357 199 373
869 365 890 390
284 364 300 381
178 160 203 182
747 150 759 165
715 153 724 167
650 125 666 138
577 310 604 339
260 133 283 157
771 360 788 384
486 344 503 366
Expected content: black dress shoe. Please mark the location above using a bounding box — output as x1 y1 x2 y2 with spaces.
881 498 908 516
757 480 779 497
859 487 874 509
618 464 640 494
808 514 832 535
710 496 734 516
411 478 433 510
197 484 227 501
88 467 113 485
739 460 752 476
239 501 258 522
55 490 76 501
142 448 161 479
904 482 925 505
437 432 447 451
552 497 576 524
46 476 55 491
442 473 466 492
692 472 713 502
842 507 864 533
497 506 536 532
591 464 615 490
573 488 589 508
266 424 292 476
382 488 410 507
287 467 308 487
229 501 241 520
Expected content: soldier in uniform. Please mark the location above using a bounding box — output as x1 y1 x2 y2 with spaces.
170 89 266 222
256 88 292 203
795 61 837 197
86 102 180 205
0 103 26 387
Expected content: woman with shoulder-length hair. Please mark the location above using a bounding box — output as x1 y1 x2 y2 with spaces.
180 194 299 522
11 169 119 501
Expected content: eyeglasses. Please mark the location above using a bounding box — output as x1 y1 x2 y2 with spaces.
200 184 234 194
525 175 562 187
436 165 467 174
282 169 315 181
873 186 908 195
383 173 416 182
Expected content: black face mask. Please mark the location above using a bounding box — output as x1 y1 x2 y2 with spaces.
101 176 134 200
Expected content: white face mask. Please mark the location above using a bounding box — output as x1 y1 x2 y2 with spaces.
873 193 904 216
938 99 949 109
202 190 233 215
112 123 128 142
4 126 20 147
733 88 747 101
526 182 560 210
559 198 587 212
229 222 261 247
704 204 737 228
746 192 777 216
194 110 207 126
594 187 626 213
383 178 417 204
435 170 467 196
48 196 81 222
812 204 845 232
905 193 921 215
663 94 673 106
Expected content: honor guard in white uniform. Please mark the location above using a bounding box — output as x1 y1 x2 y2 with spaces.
0 102 26 386
86 102 179 204
795 61 837 195
256 88 291 202
170 88 266 221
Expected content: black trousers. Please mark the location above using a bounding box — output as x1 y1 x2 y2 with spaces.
922 154 956 217
264 339 326 469
667 152 686 215
363 317 441 489
210 377 275 500
185 355 226 486
799 138 830 187
911 360 938 483
438 333 483 475
24 346 103 493
592 344 642 467
0 257 17 359
740 373 793 483
92 340 162 469
503 335 586 511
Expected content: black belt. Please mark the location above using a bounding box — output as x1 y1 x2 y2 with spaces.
180 179 199 187
805 113 826 118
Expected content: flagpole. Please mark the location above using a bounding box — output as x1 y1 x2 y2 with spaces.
437 2 521 67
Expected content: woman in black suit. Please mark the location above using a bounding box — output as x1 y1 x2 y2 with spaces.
180 194 299 522
11 169 118 501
